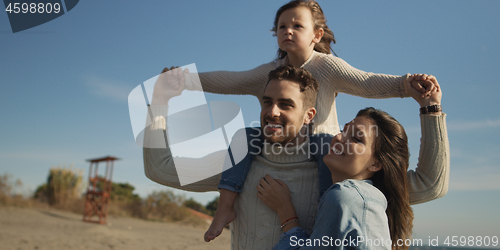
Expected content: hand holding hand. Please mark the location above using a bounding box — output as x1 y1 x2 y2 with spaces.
407 73 438 98
405 74 442 108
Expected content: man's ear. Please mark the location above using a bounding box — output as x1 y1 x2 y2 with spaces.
304 107 316 124
313 28 324 44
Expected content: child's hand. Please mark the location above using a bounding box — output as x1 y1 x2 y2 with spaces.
405 74 442 108
406 74 438 98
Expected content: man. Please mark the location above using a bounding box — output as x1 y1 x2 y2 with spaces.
143 66 449 250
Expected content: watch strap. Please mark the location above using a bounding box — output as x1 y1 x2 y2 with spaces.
420 104 442 114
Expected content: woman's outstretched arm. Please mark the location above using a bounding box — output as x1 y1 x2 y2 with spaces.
404 75 450 204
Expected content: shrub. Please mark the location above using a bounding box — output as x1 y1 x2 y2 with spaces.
184 198 209 214
0 174 13 206
205 196 219 216
109 182 141 202
143 190 191 222
0 174 31 207
45 167 84 207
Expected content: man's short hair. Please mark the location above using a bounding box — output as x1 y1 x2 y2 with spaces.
265 65 319 109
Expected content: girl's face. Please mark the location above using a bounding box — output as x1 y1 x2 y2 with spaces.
276 7 323 57
323 116 381 181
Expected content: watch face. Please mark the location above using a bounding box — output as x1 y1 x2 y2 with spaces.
431 105 442 112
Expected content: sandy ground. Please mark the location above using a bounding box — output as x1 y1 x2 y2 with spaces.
0 207 230 250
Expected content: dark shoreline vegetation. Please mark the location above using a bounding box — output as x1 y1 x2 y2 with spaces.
0 169 219 227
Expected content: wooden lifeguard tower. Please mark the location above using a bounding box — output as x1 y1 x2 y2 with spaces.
83 156 119 224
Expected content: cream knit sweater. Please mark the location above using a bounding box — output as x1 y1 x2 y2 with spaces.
197 51 409 134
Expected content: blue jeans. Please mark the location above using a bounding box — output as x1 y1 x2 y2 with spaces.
218 127 334 198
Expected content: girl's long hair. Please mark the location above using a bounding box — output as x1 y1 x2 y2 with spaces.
271 0 336 59
356 107 414 250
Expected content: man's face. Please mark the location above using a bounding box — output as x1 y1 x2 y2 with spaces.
260 79 313 146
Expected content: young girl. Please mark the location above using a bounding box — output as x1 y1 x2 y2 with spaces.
199 0 436 242
169 0 435 136
258 107 417 250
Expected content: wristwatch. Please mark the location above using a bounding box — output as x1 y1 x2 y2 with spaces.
420 104 442 114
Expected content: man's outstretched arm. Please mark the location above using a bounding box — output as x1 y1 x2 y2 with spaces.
143 143 222 192
142 68 221 192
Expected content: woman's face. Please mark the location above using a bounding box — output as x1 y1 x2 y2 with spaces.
323 116 381 180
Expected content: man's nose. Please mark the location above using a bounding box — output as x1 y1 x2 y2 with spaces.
268 104 280 117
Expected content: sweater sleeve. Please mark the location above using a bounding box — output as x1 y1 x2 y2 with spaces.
315 54 409 98
197 61 277 97
142 106 221 192
407 114 450 204
143 147 222 192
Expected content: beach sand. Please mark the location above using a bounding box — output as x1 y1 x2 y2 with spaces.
0 207 230 250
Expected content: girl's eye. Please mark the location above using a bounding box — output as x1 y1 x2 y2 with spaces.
294 24 302 28
279 25 285 29
352 137 362 143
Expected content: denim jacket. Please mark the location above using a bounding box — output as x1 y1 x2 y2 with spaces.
218 127 335 198
273 180 391 250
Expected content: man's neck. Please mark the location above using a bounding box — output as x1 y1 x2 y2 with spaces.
287 134 307 147
262 136 310 163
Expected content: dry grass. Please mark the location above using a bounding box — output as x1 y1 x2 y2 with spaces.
1 172 208 228
46 167 84 206
0 174 34 208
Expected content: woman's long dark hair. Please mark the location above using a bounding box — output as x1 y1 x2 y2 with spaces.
357 107 414 250
271 0 336 59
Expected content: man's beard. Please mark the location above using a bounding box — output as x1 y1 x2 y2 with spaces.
262 123 304 146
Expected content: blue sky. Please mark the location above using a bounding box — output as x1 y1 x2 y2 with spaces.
1 0 499 245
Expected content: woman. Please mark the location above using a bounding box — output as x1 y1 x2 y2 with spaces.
257 78 446 250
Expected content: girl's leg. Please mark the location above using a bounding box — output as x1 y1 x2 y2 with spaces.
204 189 237 242
205 127 261 241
